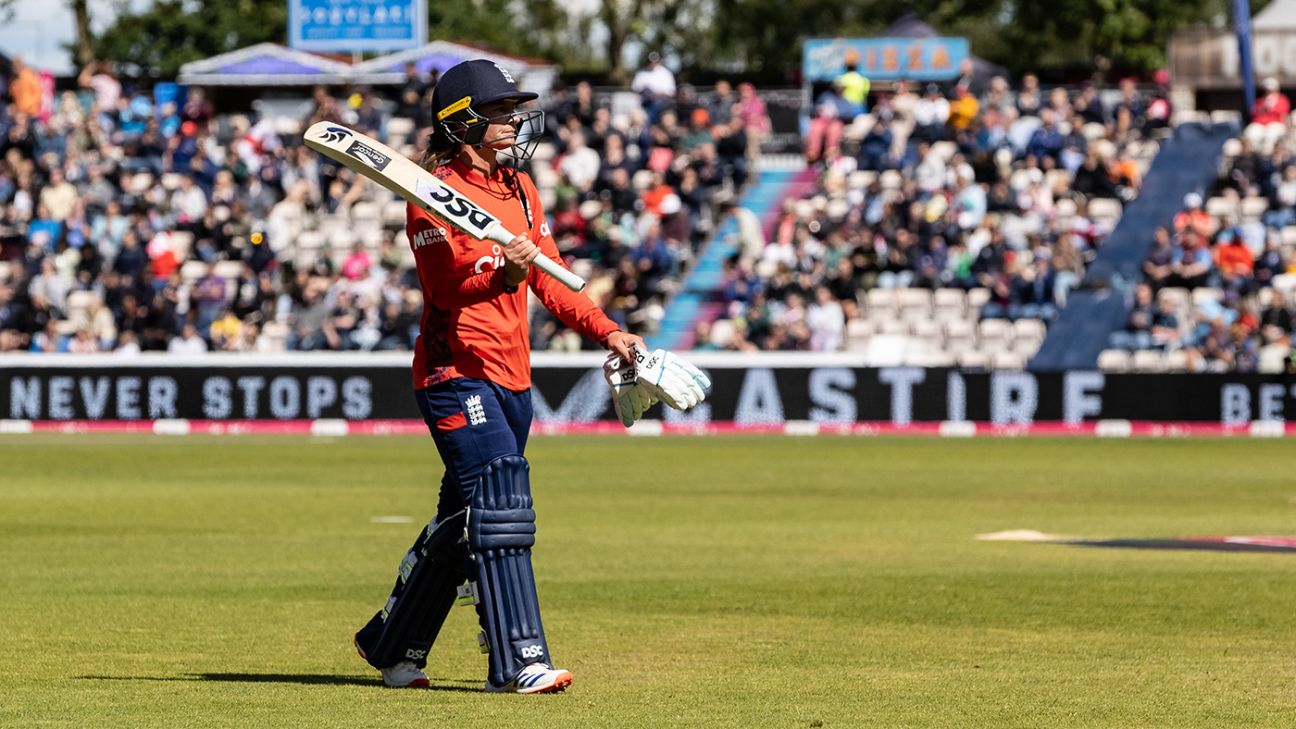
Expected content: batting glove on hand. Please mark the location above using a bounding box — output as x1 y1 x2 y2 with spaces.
634 348 711 411
603 352 658 427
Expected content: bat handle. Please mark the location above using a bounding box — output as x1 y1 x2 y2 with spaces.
532 254 587 292
488 227 587 292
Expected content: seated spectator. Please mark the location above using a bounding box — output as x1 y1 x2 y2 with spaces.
40 168 79 222
1110 147 1141 196
1264 164 1296 228
806 285 845 351
29 318 66 353
736 82 771 160
1228 138 1265 195
167 321 208 354
973 230 1009 290
631 52 676 122
805 81 855 165
1112 283 1156 350
1214 229 1255 294
1259 289 1295 344
947 85 979 133
1173 193 1216 238
1150 298 1182 349
1254 234 1288 288
713 116 749 189
1169 229 1214 289
1112 78 1145 137
209 308 243 351
1012 250 1057 320
1015 74 1042 117
1142 226 1175 289
912 84 950 144
1071 148 1118 199
721 258 762 304
1026 108 1063 161
1073 83 1107 126
682 108 714 152
557 131 600 195
1252 77 1290 126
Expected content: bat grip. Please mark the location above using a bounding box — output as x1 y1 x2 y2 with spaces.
488 227 587 292
532 254 587 292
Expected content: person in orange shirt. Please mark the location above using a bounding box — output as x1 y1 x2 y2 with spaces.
1252 77 1291 126
1214 229 1255 294
352 59 643 695
10 57 42 117
947 84 979 132
1172 193 1216 238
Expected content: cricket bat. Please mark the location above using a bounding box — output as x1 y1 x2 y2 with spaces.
303 121 586 292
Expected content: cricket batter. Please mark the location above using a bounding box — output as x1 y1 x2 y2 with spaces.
352 59 709 694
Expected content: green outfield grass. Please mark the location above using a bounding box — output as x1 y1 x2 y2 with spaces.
2 435 1295 728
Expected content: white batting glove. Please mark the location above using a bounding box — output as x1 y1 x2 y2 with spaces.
603 352 658 427
634 348 711 411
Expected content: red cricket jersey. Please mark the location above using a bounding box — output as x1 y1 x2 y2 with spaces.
407 157 620 391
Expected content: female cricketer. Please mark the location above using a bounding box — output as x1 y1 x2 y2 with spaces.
350 59 646 694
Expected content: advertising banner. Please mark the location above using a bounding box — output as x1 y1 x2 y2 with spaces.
289 0 426 53
802 37 969 83
2 355 1293 427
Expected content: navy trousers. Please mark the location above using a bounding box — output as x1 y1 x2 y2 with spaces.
416 377 533 519
355 378 533 669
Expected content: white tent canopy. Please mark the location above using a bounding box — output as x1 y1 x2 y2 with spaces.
178 43 353 86
1254 0 1296 30
178 40 557 93
353 41 557 95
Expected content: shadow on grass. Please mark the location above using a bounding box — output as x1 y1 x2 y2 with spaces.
78 673 480 693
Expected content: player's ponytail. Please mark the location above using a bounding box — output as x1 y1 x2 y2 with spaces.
420 121 459 171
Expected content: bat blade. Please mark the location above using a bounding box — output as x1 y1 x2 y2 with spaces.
303 121 585 291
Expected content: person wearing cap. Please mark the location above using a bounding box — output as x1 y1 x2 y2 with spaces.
1252 77 1290 126
1173 193 1216 239
352 59 646 695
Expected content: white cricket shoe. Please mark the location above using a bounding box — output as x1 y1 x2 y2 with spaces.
485 663 573 694
380 660 430 688
354 636 430 688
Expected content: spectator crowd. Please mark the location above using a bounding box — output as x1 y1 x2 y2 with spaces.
5 48 1289 370
700 63 1168 355
1107 76 1296 373
0 54 769 355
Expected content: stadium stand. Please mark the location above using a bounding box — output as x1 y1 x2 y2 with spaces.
6 55 1288 371
691 76 1167 368
1093 97 1296 374
0 69 765 354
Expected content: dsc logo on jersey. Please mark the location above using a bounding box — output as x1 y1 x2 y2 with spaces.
474 244 506 274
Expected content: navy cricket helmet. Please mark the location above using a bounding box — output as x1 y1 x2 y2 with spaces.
430 59 544 160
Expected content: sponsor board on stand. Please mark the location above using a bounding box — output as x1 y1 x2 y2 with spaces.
0 354 1292 431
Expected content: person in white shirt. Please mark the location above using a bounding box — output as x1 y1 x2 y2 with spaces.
631 52 676 121
914 142 946 193
167 322 209 354
556 131 601 193
171 176 209 226
807 285 845 351
912 84 950 143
